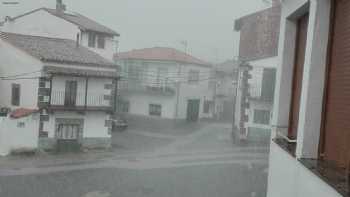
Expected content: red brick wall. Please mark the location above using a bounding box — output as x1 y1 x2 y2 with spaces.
236 6 281 61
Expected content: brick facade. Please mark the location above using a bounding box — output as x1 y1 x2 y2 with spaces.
235 5 281 61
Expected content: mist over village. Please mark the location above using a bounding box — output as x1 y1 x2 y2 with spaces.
0 0 347 197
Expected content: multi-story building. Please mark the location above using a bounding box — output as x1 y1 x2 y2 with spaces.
0 0 119 61
234 2 281 141
115 47 213 122
268 0 350 196
211 60 238 122
0 32 118 151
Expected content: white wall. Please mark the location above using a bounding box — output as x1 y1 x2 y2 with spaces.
80 32 116 61
246 57 278 131
268 0 335 196
0 38 42 108
2 9 117 61
267 142 342 197
0 115 39 156
117 59 214 120
176 63 214 120
126 94 176 119
44 111 110 139
2 9 79 40
247 100 273 130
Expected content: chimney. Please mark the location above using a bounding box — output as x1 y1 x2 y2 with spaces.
56 0 66 13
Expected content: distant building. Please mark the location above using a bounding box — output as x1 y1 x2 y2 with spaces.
0 0 119 61
234 4 281 141
211 60 238 122
115 47 213 121
0 32 118 152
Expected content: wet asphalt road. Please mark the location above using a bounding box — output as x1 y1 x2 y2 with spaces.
0 123 270 197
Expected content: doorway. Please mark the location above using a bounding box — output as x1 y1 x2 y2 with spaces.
186 99 200 122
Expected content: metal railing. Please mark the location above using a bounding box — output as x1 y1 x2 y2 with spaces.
248 85 274 102
118 80 176 95
50 91 110 107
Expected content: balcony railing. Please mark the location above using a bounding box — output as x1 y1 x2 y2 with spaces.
118 80 176 96
248 85 274 102
49 91 112 111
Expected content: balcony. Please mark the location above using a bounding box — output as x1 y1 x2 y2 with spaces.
248 85 274 102
118 80 176 96
48 91 113 112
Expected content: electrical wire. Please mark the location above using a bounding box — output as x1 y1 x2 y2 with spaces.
0 70 42 79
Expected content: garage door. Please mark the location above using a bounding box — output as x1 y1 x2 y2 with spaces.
288 13 309 139
322 0 350 167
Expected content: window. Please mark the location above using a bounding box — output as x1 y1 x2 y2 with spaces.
253 109 270 125
64 81 77 107
57 124 79 140
11 84 20 106
149 104 162 116
17 122 25 128
97 35 105 49
88 32 96 47
261 68 276 101
118 100 130 113
203 100 211 113
188 70 200 84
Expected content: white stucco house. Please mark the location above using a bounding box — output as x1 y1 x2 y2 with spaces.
115 47 214 122
267 0 350 196
0 0 119 61
233 3 280 141
0 32 118 151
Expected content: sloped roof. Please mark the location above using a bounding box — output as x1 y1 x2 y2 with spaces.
215 60 238 73
10 8 119 36
116 47 211 67
0 32 117 68
10 108 38 119
43 65 119 79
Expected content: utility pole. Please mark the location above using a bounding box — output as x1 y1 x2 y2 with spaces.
232 60 240 138
174 67 182 121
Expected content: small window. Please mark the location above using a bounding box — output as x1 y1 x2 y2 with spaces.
11 84 20 106
188 70 200 84
97 35 105 49
118 100 130 113
88 32 96 47
203 100 211 113
17 122 25 128
149 104 162 116
253 109 270 125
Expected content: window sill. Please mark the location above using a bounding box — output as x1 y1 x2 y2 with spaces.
273 138 296 157
299 159 349 197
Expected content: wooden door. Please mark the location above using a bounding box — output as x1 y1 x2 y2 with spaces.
187 99 200 122
288 13 309 139
322 0 350 167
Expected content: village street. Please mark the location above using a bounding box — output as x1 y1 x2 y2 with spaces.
0 122 270 197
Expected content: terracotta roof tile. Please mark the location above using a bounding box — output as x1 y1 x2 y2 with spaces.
115 47 211 67
0 32 116 68
10 108 38 119
10 8 119 36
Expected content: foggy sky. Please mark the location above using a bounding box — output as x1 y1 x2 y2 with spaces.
0 0 270 63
